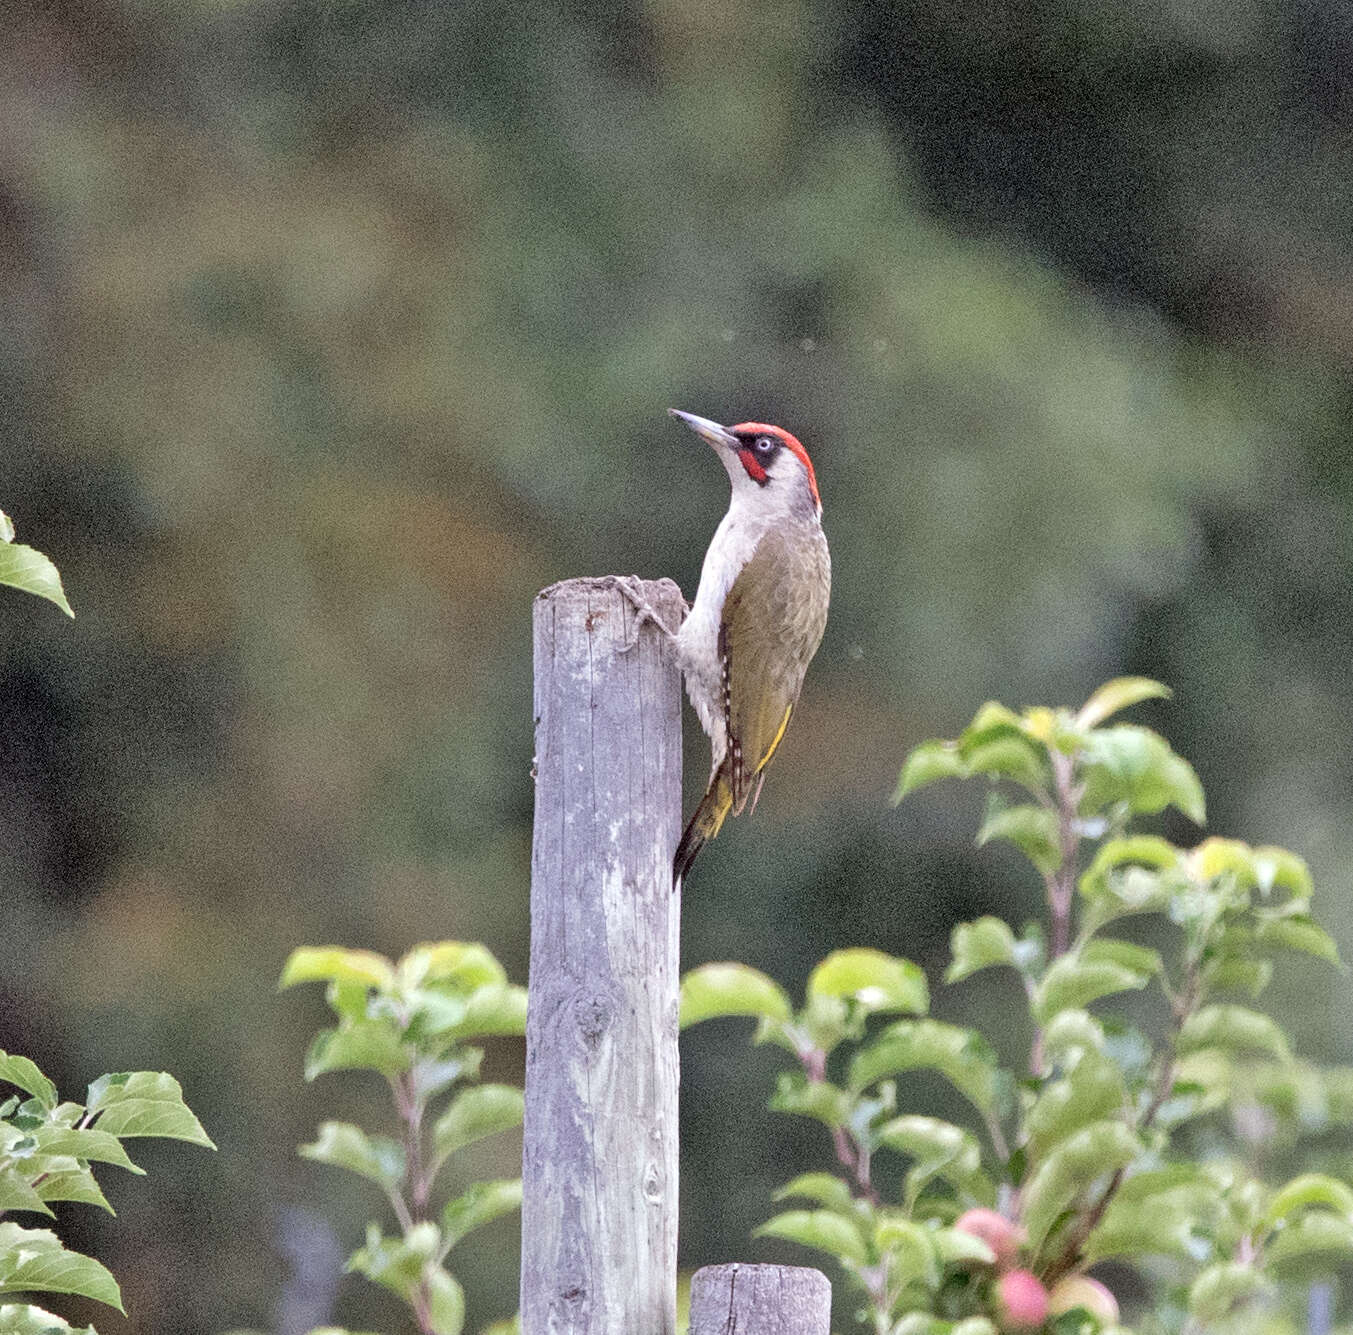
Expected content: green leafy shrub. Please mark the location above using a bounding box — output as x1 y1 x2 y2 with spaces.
683 679 1352 1333
280 942 527 1335
0 1056 213 1331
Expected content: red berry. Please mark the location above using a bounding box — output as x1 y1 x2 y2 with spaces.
993 1268 1050 1332
954 1207 1026 1269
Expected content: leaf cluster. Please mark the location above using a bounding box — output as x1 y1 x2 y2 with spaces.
0 1055 212 1332
281 942 527 1335
684 680 1353 1334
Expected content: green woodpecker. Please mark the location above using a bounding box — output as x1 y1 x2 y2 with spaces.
623 410 831 881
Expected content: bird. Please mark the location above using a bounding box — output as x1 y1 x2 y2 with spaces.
618 409 830 881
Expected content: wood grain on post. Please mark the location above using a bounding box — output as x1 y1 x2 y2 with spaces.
522 576 687 1335
690 1263 832 1334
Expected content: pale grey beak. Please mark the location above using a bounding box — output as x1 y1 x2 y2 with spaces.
668 408 738 452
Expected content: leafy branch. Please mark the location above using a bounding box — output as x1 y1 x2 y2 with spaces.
281 941 527 1335
684 679 1352 1334
0 1057 213 1332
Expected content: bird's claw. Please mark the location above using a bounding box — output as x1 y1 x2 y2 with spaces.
609 575 681 653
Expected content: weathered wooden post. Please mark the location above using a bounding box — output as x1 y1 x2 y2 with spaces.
690 1263 832 1334
522 576 686 1335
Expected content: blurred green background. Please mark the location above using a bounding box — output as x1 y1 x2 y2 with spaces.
4 0 1353 1330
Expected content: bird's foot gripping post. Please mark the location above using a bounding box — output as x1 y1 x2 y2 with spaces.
524 577 686 1335
606 574 688 651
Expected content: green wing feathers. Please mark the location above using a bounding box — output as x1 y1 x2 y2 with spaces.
674 525 829 881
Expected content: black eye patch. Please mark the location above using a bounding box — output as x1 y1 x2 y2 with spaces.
737 432 781 459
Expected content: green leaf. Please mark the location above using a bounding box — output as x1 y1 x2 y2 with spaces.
872 1217 937 1288
892 1317 949 1335
1079 726 1205 824
876 1115 991 1203
305 1019 408 1080
807 949 928 1016
406 988 468 1037
946 917 1017 984
440 1179 522 1249
0 1303 97 1334
30 1128 142 1175
0 542 73 618
1077 677 1170 729
1201 953 1273 998
1255 914 1340 964
0 1057 58 1111
402 942 505 992
1264 1174 1353 1228
753 1209 868 1265
1116 1164 1222 1204
0 1224 123 1312
977 802 1061 875
442 983 528 1040
85 1072 214 1147
933 1227 999 1268
1189 837 1259 884
773 1173 858 1214
849 1020 998 1118
299 1121 405 1192
33 1166 112 1214
1187 1262 1272 1322
347 1223 426 1300
422 1264 466 1335
768 1073 851 1129
1085 1166 1222 1263
678 963 792 1028
1178 1005 1290 1061
893 740 967 802
411 1049 484 1103
1032 955 1151 1025
1086 1204 1206 1264
963 734 1049 793
1041 1011 1107 1063
280 947 394 992
1252 846 1313 898
960 701 1024 744
1080 938 1162 977
432 1085 524 1163
1020 1121 1140 1250
1078 837 1180 901
0 1171 53 1218
1026 1053 1127 1158
1265 1211 1353 1265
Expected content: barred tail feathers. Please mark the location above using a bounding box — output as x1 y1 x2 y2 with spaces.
673 769 734 882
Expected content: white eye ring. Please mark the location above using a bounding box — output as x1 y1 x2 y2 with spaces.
755 436 776 453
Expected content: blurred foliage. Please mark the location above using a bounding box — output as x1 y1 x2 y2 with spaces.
2 0 1353 1330
686 682 1352 1332
281 942 526 1335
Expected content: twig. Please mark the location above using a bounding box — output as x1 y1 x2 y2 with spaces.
798 1047 880 1206
1042 963 1202 1285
